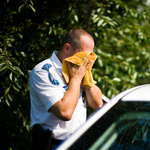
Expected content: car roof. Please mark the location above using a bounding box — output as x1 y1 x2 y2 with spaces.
121 84 150 101
57 84 150 150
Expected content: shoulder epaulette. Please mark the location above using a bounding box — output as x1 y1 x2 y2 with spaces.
42 63 52 71
42 63 59 85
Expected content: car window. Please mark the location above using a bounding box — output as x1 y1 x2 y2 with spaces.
68 101 150 150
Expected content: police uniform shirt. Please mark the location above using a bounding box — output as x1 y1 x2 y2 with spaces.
30 51 87 140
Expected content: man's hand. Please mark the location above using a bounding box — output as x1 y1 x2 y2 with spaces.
67 55 92 82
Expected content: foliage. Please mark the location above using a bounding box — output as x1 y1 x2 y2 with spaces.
0 0 150 149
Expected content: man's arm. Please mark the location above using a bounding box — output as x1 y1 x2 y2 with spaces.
49 77 81 121
84 85 103 109
49 55 92 121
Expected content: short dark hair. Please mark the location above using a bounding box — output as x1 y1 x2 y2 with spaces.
60 28 93 51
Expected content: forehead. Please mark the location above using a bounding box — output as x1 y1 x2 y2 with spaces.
79 35 94 52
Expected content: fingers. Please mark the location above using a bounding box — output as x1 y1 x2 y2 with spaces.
86 60 92 70
66 55 93 81
83 55 90 66
67 61 78 70
67 54 93 75
83 55 93 70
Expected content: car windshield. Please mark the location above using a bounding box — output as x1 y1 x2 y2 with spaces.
68 101 150 150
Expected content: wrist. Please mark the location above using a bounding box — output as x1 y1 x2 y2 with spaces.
70 77 82 85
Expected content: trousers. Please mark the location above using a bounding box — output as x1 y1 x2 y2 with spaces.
32 124 63 150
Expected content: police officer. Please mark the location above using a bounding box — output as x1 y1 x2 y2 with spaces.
30 28 103 150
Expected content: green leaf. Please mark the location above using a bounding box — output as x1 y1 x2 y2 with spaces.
5 87 10 95
0 62 6 69
94 73 99 80
145 72 150 76
12 66 24 76
6 98 10 107
18 4 24 13
49 27 52 35
113 77 121 82
23 120 26 126
7 60 12 66
44 22 49 25
74 15 78 22
93 14 98 20
53 29 57 35
0 65 8 72
0 56 4 60
9 57 18 65
116 4 120 9
97 8 101 13
97 77 102 82
7 38 15 42
29 0 34 6
8 94 13 102
15 79 21 89
102 22 107 27
18 33 23 39
97 58 103 67
133 72 137 79
108 22 115 27
93 17 99 23
94 32 98 37
0 46 3 51
107 90 112 97
9 72 13 81
12 84 20 92
21 51 26 57
29 4 36 12
97 19 104 26
26 124 30 131
6 41 12 47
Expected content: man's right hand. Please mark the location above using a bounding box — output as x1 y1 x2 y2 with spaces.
67 55 92 82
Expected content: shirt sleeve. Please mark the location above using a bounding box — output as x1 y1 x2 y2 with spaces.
30 68 65 111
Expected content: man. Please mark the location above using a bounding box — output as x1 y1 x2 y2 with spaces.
30 28 103 150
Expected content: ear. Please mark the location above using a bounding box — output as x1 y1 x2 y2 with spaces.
63 43 71 54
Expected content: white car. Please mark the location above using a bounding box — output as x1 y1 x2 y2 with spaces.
57 84 150 150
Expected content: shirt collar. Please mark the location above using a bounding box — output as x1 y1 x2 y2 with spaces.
50 51 63 76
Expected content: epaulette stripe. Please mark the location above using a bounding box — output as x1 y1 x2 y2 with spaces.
42 63 52 71
42 63 60 85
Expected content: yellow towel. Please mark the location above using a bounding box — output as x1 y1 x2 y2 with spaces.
62 51 97 89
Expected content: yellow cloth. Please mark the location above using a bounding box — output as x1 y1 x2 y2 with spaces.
62 51 97 89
